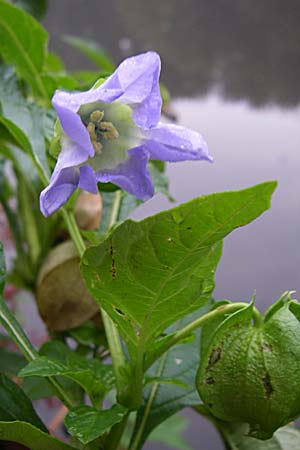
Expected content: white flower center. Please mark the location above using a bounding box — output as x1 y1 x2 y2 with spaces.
79 101 141 170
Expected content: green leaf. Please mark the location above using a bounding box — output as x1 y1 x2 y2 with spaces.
20 353 115 405
0 421 77 450
130 306 209 449
148 413 192 450
0 348 26 375
0 0 49 100
63 35 115 72
72 70 103 89
65 404 128 444
99 190 141 233
68 320 104 347
22 341 82 402
219 422 300 450
9 0 48 20
0 66 50 175
0 372 46 431
0 244 38 362
81 182 277 356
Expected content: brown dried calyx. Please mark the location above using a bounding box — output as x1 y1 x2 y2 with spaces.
36 241 99 331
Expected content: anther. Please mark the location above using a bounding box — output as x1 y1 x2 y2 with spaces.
90 110 104 124
99 121 119 140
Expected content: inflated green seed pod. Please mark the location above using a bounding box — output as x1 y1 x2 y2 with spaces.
196 294 300 440
36 241 99 331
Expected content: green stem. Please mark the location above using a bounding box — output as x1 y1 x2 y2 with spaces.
252 305 263 327
105 414 129 450
0 299 74 408
108 190 122 228
100 191 126 396
0 153 78 408
101 309 126 394
145 302 261 369
60 208 86 257
128 336 145 410
18 178 41 265
129 355 166 450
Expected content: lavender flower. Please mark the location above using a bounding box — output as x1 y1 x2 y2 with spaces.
40 52 212 216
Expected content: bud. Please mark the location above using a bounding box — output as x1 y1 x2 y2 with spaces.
196 293 300 440
74 191 102 230
36 241 99 331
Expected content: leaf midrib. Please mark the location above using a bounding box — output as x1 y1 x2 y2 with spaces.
140 185 271 342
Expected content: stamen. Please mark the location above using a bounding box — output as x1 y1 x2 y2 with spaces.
99 121 119 140
90 110 104 124
87 122 103 154
85 109 119 153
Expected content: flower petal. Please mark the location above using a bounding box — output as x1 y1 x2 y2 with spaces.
52 88 123 158
102 52 162 129
95 147 154 201
52 93 94 158
142 122 213 162
56 135 91 172
40 167 79 217
78 165 98 194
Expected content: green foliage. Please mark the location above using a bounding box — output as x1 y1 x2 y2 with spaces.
20 353 115 406
0 65 50 176
0 372 46 430
0 244 39 361
0 0 49 100
0 421 77 450
63 35 115 72
148 413 192 450
81 182 276 358
0 348 26 375
65 404 128 444
9 0 48 20
197 293 300 439
130 306 209 449
22 340 85 402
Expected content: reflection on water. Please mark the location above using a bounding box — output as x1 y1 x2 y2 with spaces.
45 0 300 107
44 2 300 449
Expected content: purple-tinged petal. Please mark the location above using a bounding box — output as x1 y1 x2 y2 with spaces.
52 94 94 158
141 122 213 162
40 167 79 217
55 136 91 172
102 52 162 129
52 88 123 157
79 165 98 194
95 147 154 201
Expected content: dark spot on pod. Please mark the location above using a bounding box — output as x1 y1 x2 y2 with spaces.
261 341 273 352
207 347 222 370
115 308 125 316
263 372 274 398
206 377 215 385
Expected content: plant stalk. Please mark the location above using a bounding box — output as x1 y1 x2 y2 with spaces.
145 302 261 369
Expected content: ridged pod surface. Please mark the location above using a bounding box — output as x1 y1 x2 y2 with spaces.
196 294 300 439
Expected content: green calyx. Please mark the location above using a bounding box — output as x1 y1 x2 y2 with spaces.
196 292 300 440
